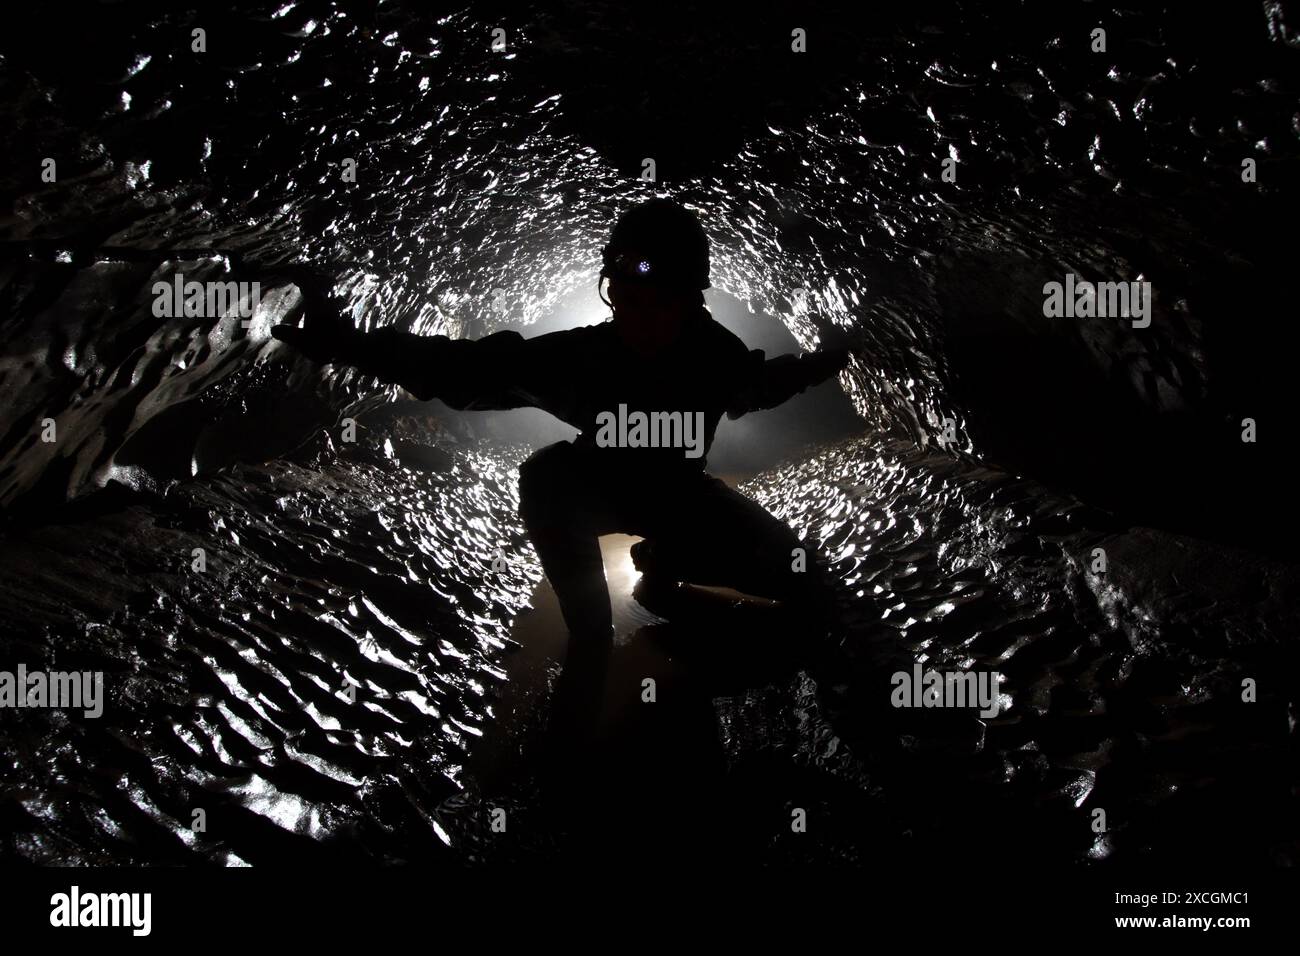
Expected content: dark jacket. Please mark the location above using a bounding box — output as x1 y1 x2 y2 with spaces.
342 309 838 470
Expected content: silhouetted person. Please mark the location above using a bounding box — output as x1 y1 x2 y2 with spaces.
273 199 848 745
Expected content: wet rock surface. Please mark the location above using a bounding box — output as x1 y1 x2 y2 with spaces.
1 434 538 863
1 2 1298 865
2 429 1295 865
3 2 1298 544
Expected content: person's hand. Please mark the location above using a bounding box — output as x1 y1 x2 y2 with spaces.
270 322 359 363
801 314 853 384
802 346 851 384
809 313 852 352
269 263 359 364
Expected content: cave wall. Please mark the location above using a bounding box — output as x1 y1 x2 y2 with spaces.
1 1 1297 552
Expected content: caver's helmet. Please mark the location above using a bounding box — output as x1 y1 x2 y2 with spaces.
599 198 711 300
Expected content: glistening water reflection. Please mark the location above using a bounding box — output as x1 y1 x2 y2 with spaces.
7 419 1294 864
1 1 1298 865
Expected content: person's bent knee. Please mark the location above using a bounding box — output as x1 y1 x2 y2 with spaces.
518 441 579 528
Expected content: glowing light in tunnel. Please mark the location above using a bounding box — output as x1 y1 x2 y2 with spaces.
602 540 641 598
622 552 641 586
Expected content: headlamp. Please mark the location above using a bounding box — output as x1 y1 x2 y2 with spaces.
601 248 658 282
599 245 707 289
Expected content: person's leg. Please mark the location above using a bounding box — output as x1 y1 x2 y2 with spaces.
517 442 618 750
631 473 834 619
518 441 617 639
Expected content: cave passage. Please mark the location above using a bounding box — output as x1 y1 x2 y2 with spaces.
0 1 1298 873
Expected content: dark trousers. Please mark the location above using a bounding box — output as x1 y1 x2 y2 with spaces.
518 440 830 748
518 440 824 638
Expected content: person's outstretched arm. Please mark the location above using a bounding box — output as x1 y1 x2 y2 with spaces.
726 345 851 418
273 321 530 407
269 271 576 411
